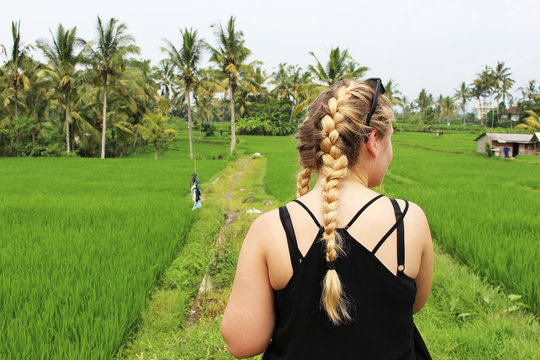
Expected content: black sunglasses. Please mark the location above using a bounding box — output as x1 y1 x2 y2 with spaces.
364 78 386 128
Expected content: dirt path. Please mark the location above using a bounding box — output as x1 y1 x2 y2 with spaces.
187 158 254 326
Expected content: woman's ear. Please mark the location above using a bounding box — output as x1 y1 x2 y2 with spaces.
365 130 379 158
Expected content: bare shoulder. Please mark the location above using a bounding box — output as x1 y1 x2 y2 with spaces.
397 199 432 245
249 208 281 234
405 201 429 226
244 208 283 250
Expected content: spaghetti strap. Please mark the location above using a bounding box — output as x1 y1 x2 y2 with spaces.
391 199 407 273
344 194 385 230
372 199 409 261
279 206 304 271
292 199 322 228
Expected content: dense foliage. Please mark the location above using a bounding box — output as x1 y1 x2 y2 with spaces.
1 19 539 158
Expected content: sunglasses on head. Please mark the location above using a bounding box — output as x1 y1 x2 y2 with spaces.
364 78 386 128
362 78 386 142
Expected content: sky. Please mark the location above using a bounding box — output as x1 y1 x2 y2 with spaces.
1 0 539 105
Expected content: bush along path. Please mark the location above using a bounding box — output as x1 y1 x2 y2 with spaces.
119 157 538 360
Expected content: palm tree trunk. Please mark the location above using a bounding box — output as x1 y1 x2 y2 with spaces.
65 93 71 154
187 88 194 160
229 82 235 154
14 90 18 119
101 81 107 159
14 90 19 157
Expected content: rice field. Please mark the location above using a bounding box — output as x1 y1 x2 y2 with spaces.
0 139 229 359
238 132 540 314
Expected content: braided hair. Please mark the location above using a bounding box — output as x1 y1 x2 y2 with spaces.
295 79 394 324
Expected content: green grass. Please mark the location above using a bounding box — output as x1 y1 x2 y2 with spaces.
392 131 478 153
120 157 271 360
0 139 228 359
385 142 540 315
238 135 299 202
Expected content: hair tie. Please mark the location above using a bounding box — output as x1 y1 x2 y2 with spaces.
327 259 336 270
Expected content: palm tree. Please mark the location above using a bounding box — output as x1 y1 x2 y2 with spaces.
134 112 177 160
272 64 314 120
453 81 469 125
86 16 140 158
519 80 537 102
162 28 203 159
2 22 28 120
308 47 368 86
1 21 30 154
37 24 84 154
441 96 456 126
209 16 251 154
383 79 402 107
416 89 435 125
515 110 540 132
492 61 514 110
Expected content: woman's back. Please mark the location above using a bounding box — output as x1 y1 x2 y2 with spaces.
221 79 433 359
261 189 431 359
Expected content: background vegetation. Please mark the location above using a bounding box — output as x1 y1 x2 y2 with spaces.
1 17 539 160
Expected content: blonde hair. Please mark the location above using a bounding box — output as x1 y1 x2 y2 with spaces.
295 79 394 325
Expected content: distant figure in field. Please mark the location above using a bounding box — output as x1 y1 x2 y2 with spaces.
191 174 201 210
221 79 434 359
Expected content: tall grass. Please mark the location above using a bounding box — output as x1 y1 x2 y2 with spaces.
238 135 299 202
0 140 228 358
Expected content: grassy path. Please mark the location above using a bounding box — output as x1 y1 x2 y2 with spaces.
119 156 539 359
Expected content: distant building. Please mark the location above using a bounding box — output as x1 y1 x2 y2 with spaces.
500 107 520 122
475 100 492 120
475 132 540 157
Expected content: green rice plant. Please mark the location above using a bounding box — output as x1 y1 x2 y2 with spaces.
392 131 478 154
0 142 228 359
385 143 540 314
237 135 299 202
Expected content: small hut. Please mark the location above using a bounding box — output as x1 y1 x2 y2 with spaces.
475 132 540 157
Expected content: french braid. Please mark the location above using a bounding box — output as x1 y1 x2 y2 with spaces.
320 88 351 324
296 166 312 197
295 79 394 325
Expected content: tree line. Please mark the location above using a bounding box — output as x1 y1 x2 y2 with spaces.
1 16 539 158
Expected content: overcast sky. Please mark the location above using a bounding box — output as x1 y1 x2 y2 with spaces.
1 0 539 103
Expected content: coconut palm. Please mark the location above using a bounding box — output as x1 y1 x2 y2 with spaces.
441 96 456 125
209 16 251 154
383 79 402 107
453 81 469 125
308 47 368 86
271 64 314 120
134 112 177 160
519 80 537 102
162 28 203 159
515 110 540 132
1 21 31 154
1 22 29 121
492 61 514 109
86 16 140 158
37 24 84 154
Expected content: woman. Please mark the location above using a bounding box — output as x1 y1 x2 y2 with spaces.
221 79 434 359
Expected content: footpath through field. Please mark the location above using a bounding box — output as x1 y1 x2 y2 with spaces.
119 156 539 360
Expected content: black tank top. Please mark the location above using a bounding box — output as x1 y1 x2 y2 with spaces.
263 195 431 360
